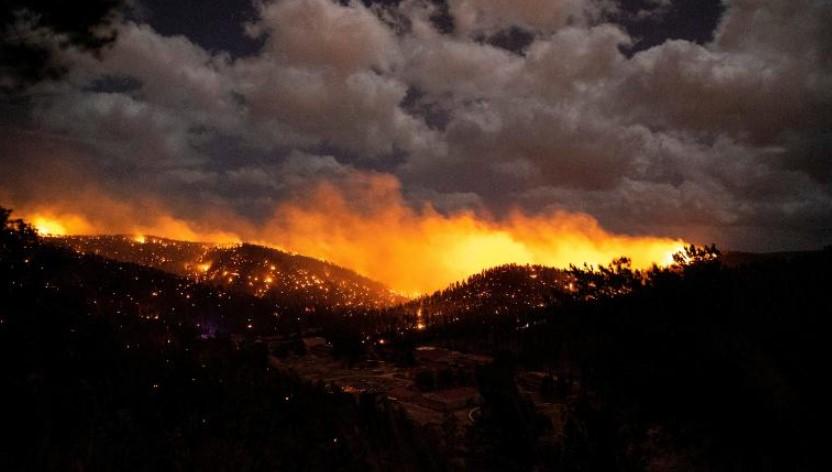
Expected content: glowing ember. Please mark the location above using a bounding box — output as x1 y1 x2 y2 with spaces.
134 234 147 244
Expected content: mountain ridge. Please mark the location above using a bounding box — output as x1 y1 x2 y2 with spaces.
49 235 406 312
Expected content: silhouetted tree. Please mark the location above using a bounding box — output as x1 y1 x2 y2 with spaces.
468 353 549 471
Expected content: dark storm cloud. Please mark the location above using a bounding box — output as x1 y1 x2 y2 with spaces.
1 0 831 251
0 0 123 90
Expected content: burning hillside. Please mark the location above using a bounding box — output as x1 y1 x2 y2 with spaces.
52 235 405 312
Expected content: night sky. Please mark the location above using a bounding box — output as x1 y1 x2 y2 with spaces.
1 0 831 254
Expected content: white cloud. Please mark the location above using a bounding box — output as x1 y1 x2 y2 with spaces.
1 0 831 251
250 0 400 74
448 0 605 36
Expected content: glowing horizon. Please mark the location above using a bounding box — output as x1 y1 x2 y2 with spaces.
20 187 687 295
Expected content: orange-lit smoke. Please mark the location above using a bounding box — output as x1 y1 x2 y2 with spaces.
259 176 685 294
14 175 686 294
20 196 244 245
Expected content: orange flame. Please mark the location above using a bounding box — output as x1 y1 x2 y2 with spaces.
13 175 686 294
31 214 93 236
261 177 686 294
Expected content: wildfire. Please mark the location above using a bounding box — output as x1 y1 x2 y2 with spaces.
32 217 67 236
13 176 688 294
260 178 688 294
30 213 95 236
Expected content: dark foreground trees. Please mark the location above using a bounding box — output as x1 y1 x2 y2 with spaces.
2 206 829 470
419 244 831 471
0 208 441 471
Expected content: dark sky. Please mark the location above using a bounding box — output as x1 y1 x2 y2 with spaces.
136 0 263 56
1 0 831 253
137 0 725 56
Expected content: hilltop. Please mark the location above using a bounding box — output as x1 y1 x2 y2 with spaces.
1 211 438 471
52 235 405 313
391 264 571 326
